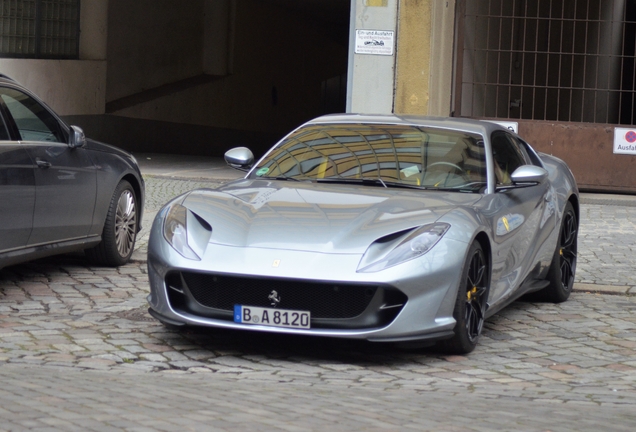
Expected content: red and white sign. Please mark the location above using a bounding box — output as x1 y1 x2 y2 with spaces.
614 127 636 154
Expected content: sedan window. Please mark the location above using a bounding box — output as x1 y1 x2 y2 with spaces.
0 88 65 143
0 111 9 140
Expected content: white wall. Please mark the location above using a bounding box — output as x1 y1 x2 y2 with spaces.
80 0 109 60
0 60 107 115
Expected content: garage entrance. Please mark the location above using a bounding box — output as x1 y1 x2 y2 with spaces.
92 0 351 158
456 0 636 192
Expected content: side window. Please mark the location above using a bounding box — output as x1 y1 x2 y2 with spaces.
0 88 65 143
0 111 10 140
491 132 526 185
518 138 544 167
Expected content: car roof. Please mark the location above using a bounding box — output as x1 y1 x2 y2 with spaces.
306 113 511 137
0 74 19 84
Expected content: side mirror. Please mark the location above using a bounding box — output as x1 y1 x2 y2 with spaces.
68 125 86 149
225 147 254 171
510 165 548 184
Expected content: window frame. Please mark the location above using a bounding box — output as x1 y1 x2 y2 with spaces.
0 84 68 143
490 131 529 186
0 0 80 59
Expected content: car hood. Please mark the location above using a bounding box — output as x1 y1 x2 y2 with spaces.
181 179 482 254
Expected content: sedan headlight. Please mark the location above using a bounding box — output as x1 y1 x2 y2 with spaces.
163 203 211 260
357 223 450 273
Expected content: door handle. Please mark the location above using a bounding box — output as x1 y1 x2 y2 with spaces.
36 158 51 168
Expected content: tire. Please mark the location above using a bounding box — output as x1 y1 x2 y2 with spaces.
439 241 489 354
536 201 577 303
86 180 138 266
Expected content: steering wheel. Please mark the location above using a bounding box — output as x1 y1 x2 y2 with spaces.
424 161 469 187
425 161 466 173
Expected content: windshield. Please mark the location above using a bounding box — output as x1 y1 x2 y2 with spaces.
250 124 487 192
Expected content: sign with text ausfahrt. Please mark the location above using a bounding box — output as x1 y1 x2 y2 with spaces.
614 127 636 155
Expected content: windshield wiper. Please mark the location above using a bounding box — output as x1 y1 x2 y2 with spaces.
315 178 429 190
260 175 303 182
314 178 387 188
432 182 486 193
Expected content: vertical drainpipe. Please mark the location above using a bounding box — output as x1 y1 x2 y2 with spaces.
346 0 399 114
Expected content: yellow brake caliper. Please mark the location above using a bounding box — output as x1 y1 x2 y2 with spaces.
467 286 478 301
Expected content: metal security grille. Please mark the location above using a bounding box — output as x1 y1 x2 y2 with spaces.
0 0 79 58
458 0 636 125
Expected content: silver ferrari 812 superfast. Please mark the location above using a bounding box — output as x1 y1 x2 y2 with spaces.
147 114 579 354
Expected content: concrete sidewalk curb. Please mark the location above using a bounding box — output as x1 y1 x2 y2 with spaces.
573 282 636 295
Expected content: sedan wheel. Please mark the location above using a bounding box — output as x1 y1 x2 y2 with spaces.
440 241 489 354
86 180 138 266
115 189 137 257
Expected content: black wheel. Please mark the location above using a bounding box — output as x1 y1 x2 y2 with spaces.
439 241 489 354
537 201 577 303
86 180 138 266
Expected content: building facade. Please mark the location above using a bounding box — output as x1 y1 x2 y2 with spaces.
0 0 634 191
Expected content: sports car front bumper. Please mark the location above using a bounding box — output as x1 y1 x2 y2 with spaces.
146 215 470 343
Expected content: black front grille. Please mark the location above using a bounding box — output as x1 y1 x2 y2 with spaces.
180 272 377 319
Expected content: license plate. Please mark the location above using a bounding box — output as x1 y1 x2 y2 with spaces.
234 305 311 329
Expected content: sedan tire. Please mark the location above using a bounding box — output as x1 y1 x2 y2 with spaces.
86 180 138 266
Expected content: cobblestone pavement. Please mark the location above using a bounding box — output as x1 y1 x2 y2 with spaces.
0 258 635 430
0 171 635 430
577 201 636 289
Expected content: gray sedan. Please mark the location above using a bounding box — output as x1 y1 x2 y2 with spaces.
147 114 578 354
0 76 144 269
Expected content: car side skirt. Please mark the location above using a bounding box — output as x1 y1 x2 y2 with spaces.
0 235 101 268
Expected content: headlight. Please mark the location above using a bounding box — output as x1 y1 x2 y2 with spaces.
357 223 450 273
163 203 211 260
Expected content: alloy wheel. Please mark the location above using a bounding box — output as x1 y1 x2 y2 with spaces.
559 210 577 290
115 190 137 257
464 248 487 343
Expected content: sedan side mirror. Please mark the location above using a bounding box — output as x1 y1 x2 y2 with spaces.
225 147 254 171
510 165 548 184
68 125 86 149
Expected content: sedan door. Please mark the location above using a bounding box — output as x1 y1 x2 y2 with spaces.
0 87 97 246
0 110 35 253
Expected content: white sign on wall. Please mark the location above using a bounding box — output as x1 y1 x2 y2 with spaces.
354 30 394 56
614 127 636 154
486 120 519 134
